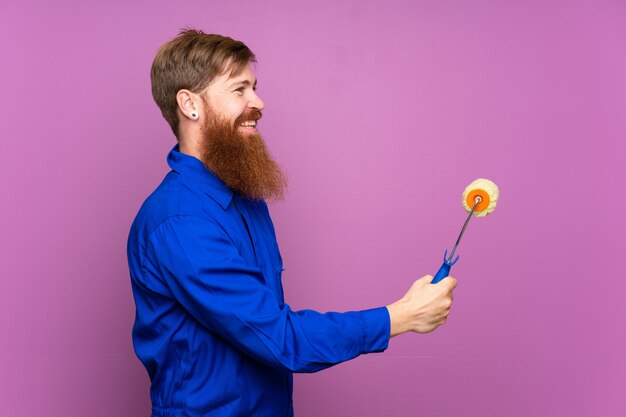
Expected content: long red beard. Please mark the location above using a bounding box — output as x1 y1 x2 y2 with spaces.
200 107 287 201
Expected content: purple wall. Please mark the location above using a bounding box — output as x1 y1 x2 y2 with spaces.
1 1 624 416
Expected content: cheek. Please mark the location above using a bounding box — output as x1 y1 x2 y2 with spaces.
226 102 247 122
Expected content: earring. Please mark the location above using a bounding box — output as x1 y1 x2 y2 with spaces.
190 111 198 119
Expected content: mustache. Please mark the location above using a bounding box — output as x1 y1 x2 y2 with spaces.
234 109 263 125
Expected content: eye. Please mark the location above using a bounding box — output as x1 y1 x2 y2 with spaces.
234 87 245 94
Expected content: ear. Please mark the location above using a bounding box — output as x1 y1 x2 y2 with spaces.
176 89 201 121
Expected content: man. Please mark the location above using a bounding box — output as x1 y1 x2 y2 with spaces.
128 29 457 417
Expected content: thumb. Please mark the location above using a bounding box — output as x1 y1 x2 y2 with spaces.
417 275 434 285
439 275 458 289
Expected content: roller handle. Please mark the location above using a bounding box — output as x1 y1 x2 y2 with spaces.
431 250 459 284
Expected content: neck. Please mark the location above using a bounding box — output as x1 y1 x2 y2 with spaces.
177 126 203 159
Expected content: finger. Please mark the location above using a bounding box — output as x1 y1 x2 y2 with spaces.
441 276 458 289
418 275 434 284
408 275 433 291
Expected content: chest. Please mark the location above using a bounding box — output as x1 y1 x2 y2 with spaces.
218 199 285 303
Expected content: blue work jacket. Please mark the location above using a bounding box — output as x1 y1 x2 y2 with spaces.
127 146 390 416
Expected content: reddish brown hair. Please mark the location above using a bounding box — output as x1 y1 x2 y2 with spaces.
151 29 256 137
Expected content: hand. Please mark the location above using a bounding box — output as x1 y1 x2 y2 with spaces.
386 275 457 337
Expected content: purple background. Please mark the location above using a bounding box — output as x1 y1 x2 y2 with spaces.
1 1 624 416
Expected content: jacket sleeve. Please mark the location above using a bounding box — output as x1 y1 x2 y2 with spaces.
145 214 390 373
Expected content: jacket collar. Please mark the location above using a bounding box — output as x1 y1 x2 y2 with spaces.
167 145 234 209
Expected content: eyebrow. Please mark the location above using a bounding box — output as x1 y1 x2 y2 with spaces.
228 78 257 89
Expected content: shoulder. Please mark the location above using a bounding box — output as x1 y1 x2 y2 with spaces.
128 171 226 245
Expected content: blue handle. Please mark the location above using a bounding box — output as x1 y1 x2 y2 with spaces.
431 250 459 284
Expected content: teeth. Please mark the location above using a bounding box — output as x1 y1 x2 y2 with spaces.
240 120 256 127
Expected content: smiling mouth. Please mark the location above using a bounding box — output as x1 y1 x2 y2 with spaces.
236 108 262 132
239 120 257 130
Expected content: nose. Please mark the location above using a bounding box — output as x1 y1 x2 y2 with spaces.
248 90 265 111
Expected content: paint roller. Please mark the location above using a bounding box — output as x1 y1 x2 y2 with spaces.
431 178 499 284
